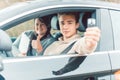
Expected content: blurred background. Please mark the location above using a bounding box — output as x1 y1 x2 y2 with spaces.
0 0 34 37
0 0 120 9
0 0 27 9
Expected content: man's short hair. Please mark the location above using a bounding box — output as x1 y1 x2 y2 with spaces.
58 12 80 23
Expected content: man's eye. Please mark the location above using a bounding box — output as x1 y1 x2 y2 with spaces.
61 22 64 25
68 22 72 24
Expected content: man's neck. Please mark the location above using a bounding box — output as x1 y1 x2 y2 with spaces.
63 34 76 41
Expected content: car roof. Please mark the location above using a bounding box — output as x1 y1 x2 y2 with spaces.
0 0 120 18
0 0 120 30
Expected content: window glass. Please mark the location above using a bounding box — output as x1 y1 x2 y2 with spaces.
6 20 34 37
110 10 120 50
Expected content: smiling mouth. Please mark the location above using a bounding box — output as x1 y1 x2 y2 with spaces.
63 31 69 34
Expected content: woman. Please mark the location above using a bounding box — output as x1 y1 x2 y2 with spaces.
12 16 56 57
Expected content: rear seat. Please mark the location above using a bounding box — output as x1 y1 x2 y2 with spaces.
12 30 33 57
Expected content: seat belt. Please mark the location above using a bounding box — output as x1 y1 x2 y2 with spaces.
61 41 76 54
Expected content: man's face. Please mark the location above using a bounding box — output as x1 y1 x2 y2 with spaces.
58 14 79 39
34 18 47 36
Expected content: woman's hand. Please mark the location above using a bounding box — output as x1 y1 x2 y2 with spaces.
18 53 26 57
32 39 43 53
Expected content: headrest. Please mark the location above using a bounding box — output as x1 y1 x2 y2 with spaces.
51 12 92 32
51 15 59 30
0 29 12 51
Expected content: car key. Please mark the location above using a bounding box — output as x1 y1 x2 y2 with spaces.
87 18 96 27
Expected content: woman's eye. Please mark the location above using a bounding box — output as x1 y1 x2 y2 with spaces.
41 24 44 27
36 23 38 26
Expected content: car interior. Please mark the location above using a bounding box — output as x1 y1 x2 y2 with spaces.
0 11 96 58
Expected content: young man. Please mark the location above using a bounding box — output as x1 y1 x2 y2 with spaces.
44 12 101 56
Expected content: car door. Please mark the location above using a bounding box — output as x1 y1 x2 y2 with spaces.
0 1 114 80
0 51 110 80
108 9 120 80
108 51 120 80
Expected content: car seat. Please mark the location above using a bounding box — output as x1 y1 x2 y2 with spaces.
12 30 34 56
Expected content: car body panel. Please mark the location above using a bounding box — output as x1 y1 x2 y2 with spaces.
98 9 114 51
109 51 120 70
0 52 111 80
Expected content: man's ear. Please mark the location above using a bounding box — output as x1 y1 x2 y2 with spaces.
76 23 80 29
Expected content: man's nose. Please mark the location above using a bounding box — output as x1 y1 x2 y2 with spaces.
63 24 68 29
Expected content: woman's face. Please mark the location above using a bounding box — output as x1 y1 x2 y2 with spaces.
34 18 48 36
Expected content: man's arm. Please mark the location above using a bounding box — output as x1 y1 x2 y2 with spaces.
74 27 101 55
84 27 101 53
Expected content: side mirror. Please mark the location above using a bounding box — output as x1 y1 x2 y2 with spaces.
0 29 12 71
0 29 12 51
0 58 3 72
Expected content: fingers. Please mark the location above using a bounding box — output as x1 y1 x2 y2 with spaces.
18 53 26 57
37 34 43 40
85 38 97 48
84 27 101 42
32 40 41 49
86 27 101 33
32 40 36 49
84 27 101 48
84 33 100 42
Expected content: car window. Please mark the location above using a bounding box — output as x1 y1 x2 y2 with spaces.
2 9 98 58
4 11 96 57
5 20 34 37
